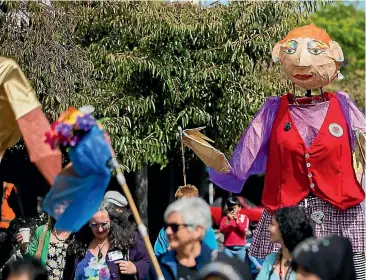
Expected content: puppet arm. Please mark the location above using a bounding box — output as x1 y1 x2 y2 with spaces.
209 97 280 193
336 91 365 133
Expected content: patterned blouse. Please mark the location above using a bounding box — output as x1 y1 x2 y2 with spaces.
46 241 68 280
74 250 111 280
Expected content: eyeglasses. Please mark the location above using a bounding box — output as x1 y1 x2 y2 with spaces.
89 222 109 229
164 223 194 234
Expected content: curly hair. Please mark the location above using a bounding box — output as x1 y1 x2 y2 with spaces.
67 206 136 259
104 201 137 232
174 184 199 200
274 206 314 253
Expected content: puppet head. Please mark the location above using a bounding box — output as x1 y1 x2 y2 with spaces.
272 24 344 90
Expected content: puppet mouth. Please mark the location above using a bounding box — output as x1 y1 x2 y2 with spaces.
293 74 313 80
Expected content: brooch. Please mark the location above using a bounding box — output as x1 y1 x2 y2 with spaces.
329 123 343 137
311 211 324 224
284 122 292 131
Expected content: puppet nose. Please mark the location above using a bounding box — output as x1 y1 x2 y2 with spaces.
298 51 312 67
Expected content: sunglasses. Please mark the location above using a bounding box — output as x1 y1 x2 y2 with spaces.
164 223 194 233
89 222 109 229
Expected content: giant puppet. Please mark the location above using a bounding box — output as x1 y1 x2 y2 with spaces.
182 24 366 277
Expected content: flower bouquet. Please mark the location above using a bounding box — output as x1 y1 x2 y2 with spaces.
42 106 113 232
45 107 97 150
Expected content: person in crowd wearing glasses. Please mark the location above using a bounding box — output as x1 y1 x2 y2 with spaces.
16 204 71 280
256 207 313 280
2 258 48 280
148 197 252 280
63 202 150 280
154 185 217 257
220 196 250 261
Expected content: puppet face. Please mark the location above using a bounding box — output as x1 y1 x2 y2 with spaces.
272 24 344 90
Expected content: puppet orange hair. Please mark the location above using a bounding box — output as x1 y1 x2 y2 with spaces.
280 23 331 46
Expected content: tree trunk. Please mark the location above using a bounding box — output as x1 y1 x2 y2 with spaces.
135 165 149 226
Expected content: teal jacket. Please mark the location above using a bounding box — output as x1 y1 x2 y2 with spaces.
25 224 51 266
154 226 218 256
256 253 296 280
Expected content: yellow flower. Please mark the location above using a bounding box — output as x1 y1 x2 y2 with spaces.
48 260 57 268
58 107 83 125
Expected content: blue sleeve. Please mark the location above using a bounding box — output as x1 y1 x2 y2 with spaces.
153 227 169 256
203 227 218 250
249 255 261 268
256 253 276 280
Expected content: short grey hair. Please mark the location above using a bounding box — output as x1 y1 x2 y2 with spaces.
164 197 212 238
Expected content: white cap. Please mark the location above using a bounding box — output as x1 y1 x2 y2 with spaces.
104 191 128 207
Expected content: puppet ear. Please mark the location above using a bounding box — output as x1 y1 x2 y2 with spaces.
272 42 282 62
328 41 344 62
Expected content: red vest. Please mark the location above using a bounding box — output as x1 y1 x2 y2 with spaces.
262 92 365 212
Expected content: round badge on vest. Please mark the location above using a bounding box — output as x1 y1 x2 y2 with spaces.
328 123 343 138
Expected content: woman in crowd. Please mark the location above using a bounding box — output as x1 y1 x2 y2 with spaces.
292 235 356 280
154 185 218 257
16 204 71 280
148 197 252 280
63 202 150 280
256 206 313 280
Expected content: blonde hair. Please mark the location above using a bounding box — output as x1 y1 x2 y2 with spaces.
174 184 199 200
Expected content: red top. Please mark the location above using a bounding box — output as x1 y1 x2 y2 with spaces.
262 92 365 212
219 214 249 246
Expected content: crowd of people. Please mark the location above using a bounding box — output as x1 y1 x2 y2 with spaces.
0 184 360 280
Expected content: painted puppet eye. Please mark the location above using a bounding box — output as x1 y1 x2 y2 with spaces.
283 40 298 55
284 48 296 54
307 40 326 55
308 47 325 55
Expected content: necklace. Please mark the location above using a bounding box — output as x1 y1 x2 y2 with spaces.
53 228 70 242
94 239 108 260
279 252 292 280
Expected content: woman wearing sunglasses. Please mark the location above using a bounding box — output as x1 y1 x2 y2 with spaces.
63 202 150 280
148 197 252 280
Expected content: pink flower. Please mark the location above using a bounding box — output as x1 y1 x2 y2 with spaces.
99 267 110 280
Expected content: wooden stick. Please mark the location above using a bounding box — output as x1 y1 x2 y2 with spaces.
178 126 187 186
109 159 164 280
355 131 366 164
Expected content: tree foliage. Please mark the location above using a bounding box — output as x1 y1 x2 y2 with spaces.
309 2 365 109
0 1 98 161
67 1 318 170
1 1 320 171
0 1 97 119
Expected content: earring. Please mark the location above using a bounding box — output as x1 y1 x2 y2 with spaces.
273 57 280 62
337 70 345 80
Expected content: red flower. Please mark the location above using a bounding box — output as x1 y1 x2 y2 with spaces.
45 131 59 150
